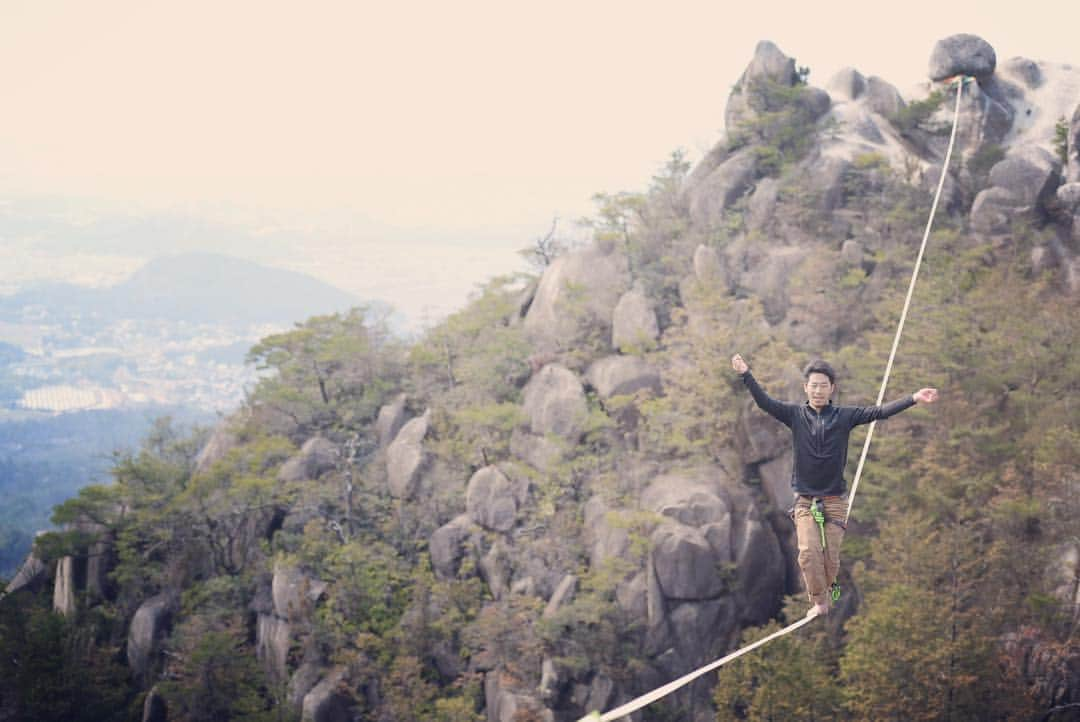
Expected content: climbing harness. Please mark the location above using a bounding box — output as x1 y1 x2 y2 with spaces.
574 75 970 722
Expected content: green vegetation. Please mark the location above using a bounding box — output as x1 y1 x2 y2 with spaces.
889 90 947 136
729 79 828 177
1053 116 1069 166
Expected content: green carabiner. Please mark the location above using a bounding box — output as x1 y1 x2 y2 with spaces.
830 582 841 602
810 499 827 549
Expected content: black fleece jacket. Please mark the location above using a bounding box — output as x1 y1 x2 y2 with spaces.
740 370 916 497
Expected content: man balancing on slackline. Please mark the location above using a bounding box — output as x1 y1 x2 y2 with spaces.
731 354 938 617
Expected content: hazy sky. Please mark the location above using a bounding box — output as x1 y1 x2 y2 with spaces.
2 0 1078 323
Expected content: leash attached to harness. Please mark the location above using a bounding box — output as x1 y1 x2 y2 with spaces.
575 74 969 722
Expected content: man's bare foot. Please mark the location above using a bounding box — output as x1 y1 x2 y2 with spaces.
806 601 829 618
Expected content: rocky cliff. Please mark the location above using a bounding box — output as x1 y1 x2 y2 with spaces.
7 33 1079 722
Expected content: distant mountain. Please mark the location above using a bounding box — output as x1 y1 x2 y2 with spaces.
2 252 366 325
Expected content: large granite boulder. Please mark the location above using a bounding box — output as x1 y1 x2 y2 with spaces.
864 76 905 118
641 477 731 528
971 187 1024 234
3 547 47 596
746 177 780 231
429 514 476 580
278 437 338 483
301 667 353 722
802 154 852 212
758 455 794 512
688 149 758 229
1058 182 1080 246
988 144 1061 208
374 393 408 449
485 674 554 722
466 466 525 533
731 242 810 326
929 34 996 81
583 497 631 568
272 561 326 621
543 574 578 618
725 40 798 131
521 364 588 440
651 523 726 600
611 288 659 352
523 245 630 353
585 355 662 400
1001 56 1042 89
826 67 866 101
127 595 172 678
386 410 430 498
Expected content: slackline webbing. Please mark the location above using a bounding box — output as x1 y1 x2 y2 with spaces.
577 76 967 722
845 75 965 522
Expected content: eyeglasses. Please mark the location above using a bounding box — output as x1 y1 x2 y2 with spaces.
806 383 831 391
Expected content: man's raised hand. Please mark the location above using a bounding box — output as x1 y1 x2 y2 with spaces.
731 354 749 375
913 388 939 404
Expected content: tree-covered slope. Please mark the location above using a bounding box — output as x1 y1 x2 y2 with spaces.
3 34 1078 722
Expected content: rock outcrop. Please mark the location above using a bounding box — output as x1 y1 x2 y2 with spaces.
127 595 172 679
523 245 630 353
278 437 338 483
466 466 526 533
929 33 997 81
375 393 408 449
386 410 430 498
521 364 588 441
611 288 659 351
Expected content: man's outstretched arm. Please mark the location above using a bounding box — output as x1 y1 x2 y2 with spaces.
849 387 939 426
731 354 794 427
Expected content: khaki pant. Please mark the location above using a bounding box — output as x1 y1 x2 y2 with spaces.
794 495 847 606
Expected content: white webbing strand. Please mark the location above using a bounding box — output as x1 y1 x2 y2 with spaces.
844 76 964 522
581 612 820 722
576 76 967 722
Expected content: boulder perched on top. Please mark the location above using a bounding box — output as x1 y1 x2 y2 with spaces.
278 437 337 483
523 245 630 353
929 34 997 81
521 364 588 441
725 40 798 131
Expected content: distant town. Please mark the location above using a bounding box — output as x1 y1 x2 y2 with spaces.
2 308 282 416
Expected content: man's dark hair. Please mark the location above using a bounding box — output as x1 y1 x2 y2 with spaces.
803 359 836 384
